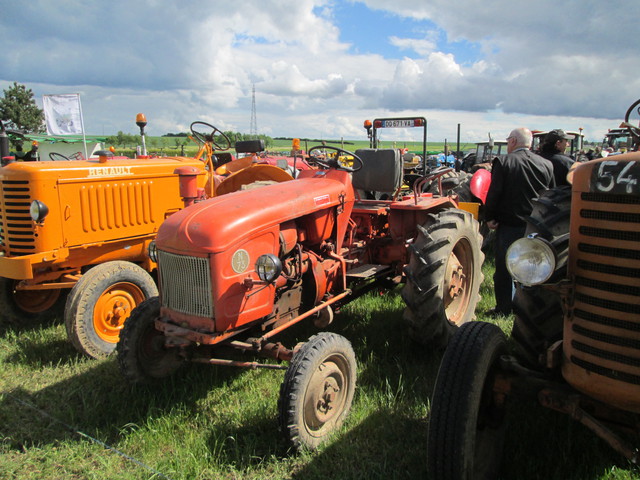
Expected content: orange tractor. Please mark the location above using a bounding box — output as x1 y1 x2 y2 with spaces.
0 118 293 358
116 119 487 450
427 101 640 479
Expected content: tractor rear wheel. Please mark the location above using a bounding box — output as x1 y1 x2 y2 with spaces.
278 332 357 450
427 322 508 480
402 208 484 348
116 296 184 384
0 278 66 325
65 261 158 359
512 186 571 367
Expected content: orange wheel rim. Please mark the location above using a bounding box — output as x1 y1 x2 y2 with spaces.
93 282 145 343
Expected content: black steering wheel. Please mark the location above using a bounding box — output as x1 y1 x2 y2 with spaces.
307 146 363 172
624 99 640 147
49 152 69 161
189 121 231 150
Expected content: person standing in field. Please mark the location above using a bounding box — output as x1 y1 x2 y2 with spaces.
484 127 555 317
539 129 575 186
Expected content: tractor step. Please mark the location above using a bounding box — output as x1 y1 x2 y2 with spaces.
346 264 392 279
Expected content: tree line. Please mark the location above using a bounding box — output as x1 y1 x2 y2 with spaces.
0 82 273 149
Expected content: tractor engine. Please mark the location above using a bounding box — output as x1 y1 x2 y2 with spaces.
152 168 355 342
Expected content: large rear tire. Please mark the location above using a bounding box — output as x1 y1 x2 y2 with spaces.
427 322 508 480
116 296 184 384
278 332 357 450
511 186 571 366
402 208 484 348
0 278 66 325
65 261 158 359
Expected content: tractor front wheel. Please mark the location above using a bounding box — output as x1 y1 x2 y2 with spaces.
402 208 484 348
278 332 357 450
116 296 184 384
0 278 66 325
65 261 158 359
427 322 509 480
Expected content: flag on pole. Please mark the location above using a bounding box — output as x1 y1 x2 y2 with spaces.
42 94 84 135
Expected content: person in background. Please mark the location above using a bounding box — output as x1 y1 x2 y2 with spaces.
484 127 555 317
539 129 575 186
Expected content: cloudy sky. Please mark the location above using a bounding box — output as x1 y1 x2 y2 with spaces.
1 0 638 144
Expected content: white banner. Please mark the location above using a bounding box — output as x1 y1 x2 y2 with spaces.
42 94 84 135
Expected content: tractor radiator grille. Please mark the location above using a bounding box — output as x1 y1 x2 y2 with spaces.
0 180 36 255
79 181 156 232
567 191 640 386
157 250 213 318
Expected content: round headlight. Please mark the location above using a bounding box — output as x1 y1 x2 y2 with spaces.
148 241 158 262
255 253 282 283
30 200 49 223
506 236 556 286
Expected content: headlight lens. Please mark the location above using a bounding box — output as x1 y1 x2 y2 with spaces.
148 241 158 262
506 236 556 286
30 200 49 223
255 253 282 283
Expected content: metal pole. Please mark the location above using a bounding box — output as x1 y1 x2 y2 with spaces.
456 123 461 172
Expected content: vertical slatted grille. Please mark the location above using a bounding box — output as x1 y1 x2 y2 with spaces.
79 182 155 232
157 250 213 318
568 192 640 385
0 180 35 255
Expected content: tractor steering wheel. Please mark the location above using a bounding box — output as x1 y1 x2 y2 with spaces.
49 152 69 161
307 146 363 173
189 121 232 151
623 99 640 148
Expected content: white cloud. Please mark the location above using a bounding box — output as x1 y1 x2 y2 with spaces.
0 0 637 144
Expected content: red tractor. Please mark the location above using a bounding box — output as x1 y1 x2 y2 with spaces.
117 138 486 449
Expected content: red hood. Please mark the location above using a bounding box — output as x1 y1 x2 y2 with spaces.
156 169 354 254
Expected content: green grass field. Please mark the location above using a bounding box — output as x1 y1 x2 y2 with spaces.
0 255 637 480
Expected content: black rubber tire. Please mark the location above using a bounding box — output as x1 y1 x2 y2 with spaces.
116 296 184 384
0 277 67 325
402 208 484 348
427 322 508 480
278 332 357 450
65 261 158 359
511 186 571 367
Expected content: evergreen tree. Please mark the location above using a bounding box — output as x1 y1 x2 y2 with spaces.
0 82 45 133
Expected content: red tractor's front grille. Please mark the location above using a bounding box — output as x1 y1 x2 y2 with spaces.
565 191 640 388
0 180 36 256
157 250 213 318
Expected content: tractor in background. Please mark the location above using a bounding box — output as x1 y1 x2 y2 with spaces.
0 118 293 358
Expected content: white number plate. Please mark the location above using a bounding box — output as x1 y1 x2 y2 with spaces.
381 119 413 128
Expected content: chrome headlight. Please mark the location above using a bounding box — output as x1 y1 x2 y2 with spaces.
255 253 282 283
30 200 49 223
506 235 556 286
148 241 158 262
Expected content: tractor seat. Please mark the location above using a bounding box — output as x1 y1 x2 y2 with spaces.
235 139 265 154
352 148 403 193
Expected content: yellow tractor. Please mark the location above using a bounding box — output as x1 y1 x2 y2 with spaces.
0 118 293 358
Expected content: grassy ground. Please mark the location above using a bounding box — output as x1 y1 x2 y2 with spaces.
1 254 638 479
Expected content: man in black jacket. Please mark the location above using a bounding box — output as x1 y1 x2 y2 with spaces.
539 129 575 186
485 127 555 316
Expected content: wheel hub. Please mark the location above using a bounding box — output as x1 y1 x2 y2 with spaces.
94 283 144 343
445 252 466 302
306 362 344 428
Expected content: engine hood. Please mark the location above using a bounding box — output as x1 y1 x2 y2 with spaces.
156 169 354 254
